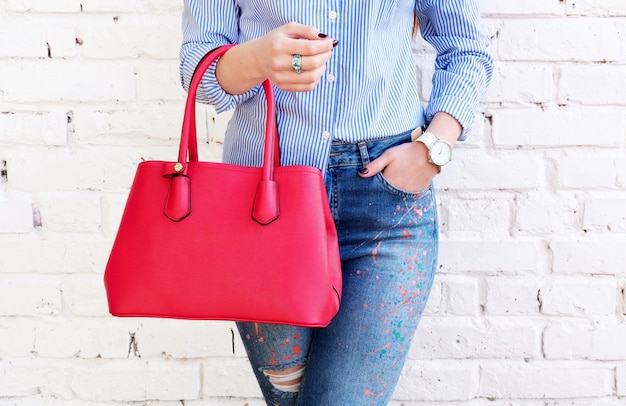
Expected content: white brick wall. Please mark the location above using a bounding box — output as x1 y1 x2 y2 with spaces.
0 0 624 404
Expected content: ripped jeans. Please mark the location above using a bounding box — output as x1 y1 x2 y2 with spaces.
237 132 438 406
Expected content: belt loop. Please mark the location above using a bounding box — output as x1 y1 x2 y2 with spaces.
357 141 369 167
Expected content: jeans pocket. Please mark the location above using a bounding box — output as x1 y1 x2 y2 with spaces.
376 173 432 198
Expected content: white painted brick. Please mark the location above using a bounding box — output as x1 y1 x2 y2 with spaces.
0 274 62 316
618 365 626 397
492 107 626 148
46 24 78 58
515 193 581 235
79 15 181 60
0 319 36 356
423 274 480 316
550 237 626 275
559 64 626 105
483 62 554 104
0 239 110 274
393 361 477 401
0 200 33 233
583 198 626 232
78 0 135 13
0 111 67 146
71 360 201 401
202 357 262 398
0 358 73 398
440 196 512 236
35 192 101 233
485 277 541 316
437 150 543 191
566 0 626 16
480 362 614 398
539 277 618 316
138 0 183 14
0 60 135 103
60 274 110 317
480 0 565 15
411 317 538 360
558 151 622 190
544 321 626 360
0 23 48 58
496 19 626 62
136 62 187 102
34 319 134 359
439 240 542 274
134 320 239 359
3 0 80 12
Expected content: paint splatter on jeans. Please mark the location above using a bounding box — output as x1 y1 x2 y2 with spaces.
237 132 438 406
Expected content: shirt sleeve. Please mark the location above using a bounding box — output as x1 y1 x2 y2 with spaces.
416 0 494 140
180 0 259 112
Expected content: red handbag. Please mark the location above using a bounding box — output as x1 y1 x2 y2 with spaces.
104 45 342 327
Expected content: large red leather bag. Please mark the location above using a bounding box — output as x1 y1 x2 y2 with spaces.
104 45 342 327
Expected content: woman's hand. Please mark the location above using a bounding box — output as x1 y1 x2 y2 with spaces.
358 141 439 193
358 112 462 192
216 22 337 94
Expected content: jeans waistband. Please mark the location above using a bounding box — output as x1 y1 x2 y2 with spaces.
328 130 413 167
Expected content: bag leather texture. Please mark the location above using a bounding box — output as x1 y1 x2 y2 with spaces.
104 45 342 327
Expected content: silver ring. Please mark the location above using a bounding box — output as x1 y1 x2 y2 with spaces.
291 53 302 74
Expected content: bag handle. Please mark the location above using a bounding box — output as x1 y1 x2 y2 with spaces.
172 44 280 225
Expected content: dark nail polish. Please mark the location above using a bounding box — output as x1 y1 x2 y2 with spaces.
332 39 339 48
359 168 369 175
318 33 328 38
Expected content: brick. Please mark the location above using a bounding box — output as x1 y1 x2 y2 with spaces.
60 274 110 317
34 319 135 359
0 201 33 233
3 0 80 12
437 149 542 191
566 0 626 16
0 274 63 316
440 196 512 235
0 60 135 103
496 18 626 62
618 365 626 396
485 277 541 315
138 0 183 14
46 24 78 58
0 23 48 58
393 361 477 401
423 274 480 316
492 107 626 148
136 62 187 102
201 357 262 398
0 239 110 274
515 193 581 234
0 110 67 146
0 358 72 398
439 240 542 274
35 192 101 233
78 0 136 13
544 321 626 360
551 237 626 275
480 362 614 398
134 320 238 358
583 198 626 232
0 320 36 356
558 151 621 190
539 277 618 316
483 62 554 104
481 0 565 15
71 360 201 401
559 65 626 105
411 317 538 360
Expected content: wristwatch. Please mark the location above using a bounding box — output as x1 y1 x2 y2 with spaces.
413 130 452 171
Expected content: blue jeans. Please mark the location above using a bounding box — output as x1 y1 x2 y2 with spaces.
237 132 439 406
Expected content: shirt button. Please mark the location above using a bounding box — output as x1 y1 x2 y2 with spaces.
322 131 331 140
329 10 337 20
327 73 336 83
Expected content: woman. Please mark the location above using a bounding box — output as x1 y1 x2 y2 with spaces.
180 1 492 404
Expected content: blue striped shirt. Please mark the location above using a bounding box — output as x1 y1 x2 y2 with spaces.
180 0 493 170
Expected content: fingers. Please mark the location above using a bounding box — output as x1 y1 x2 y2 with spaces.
358 150 391 178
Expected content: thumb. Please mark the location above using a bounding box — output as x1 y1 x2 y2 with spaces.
358 155 389 178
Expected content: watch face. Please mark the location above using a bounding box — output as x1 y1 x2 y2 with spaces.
430 140 452 166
